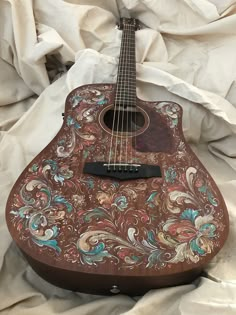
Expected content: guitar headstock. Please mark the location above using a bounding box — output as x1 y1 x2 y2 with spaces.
118 18 140 31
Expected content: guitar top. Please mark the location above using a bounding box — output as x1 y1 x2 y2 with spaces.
5 18 229 295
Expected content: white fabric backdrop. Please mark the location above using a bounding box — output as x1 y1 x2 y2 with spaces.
1 0 236 314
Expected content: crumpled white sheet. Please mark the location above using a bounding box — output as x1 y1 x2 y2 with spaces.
1 0 236 314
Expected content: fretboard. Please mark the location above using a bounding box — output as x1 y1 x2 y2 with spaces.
115 23 136 108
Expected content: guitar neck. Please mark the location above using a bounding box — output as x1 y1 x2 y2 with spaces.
115 19 137 108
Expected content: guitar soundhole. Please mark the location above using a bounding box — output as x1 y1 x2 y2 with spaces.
102 107 146 133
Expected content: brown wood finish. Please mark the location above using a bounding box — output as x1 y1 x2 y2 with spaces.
5 18 229 295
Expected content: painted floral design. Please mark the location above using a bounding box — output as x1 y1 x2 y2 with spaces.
165 167 177 183
7 85 227 272
10 177 73 253
42 159 74 184
158 209 216 263
155 102 179 127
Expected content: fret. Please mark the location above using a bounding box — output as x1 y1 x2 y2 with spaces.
122 38 135 41
115 95 136 98
115 94 136 97
117 76 136 78
121 46 135 49
117 81 136 84
116 86 136 88
119 51 135 54
116 95 136 98
115 97 137 100
116 92 136 95
116 83 136 87
116 90 136 94
118 64 136 67
116 79 136 82
117 72 136 75
116 90 136 93
116 80 136 82
116 84 136 87
116 86 136 89
116 89 136 94
117 75 135 78
117 69 136 73
117 76 136 79
118 56 135 59
122 36 135 39
115 101 137 104
118 69 135 72
117 70 136 73
115 95 137 99
119 47 135 50
116 85 136 89
118 65 136 69
115 97 136 100
116 92 136 96
116 94 136 97
115 97 136 99
116 93 136 96
115 99 136 102
116 85 136 88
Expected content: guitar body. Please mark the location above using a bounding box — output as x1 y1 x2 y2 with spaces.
6 83 229 295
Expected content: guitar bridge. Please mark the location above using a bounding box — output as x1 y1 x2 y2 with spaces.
83 162 162 180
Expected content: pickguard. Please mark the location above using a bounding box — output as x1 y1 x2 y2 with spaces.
134 107 174 153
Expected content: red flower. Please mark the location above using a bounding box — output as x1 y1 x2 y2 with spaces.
195 179 204 188
117 249 131 260
168 220 197 242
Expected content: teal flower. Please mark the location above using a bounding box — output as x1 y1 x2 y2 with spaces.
165 167 177 183
29 164 39 173
72 95 83 107
113 196 128 211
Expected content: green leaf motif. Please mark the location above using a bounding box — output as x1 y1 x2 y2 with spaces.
180 209 199 223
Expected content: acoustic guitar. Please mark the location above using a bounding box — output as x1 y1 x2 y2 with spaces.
6 18 229 295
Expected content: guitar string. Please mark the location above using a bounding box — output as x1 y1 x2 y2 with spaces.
123 23 135 169
125 24 130 168
116 22 130 169
108 21 126 170
133 23 137 168
125 22 136 169
113 23 125 170
113 26 122 171
119 24 128 168
122 23 130 169
128 23 134 169
130 23 136 169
